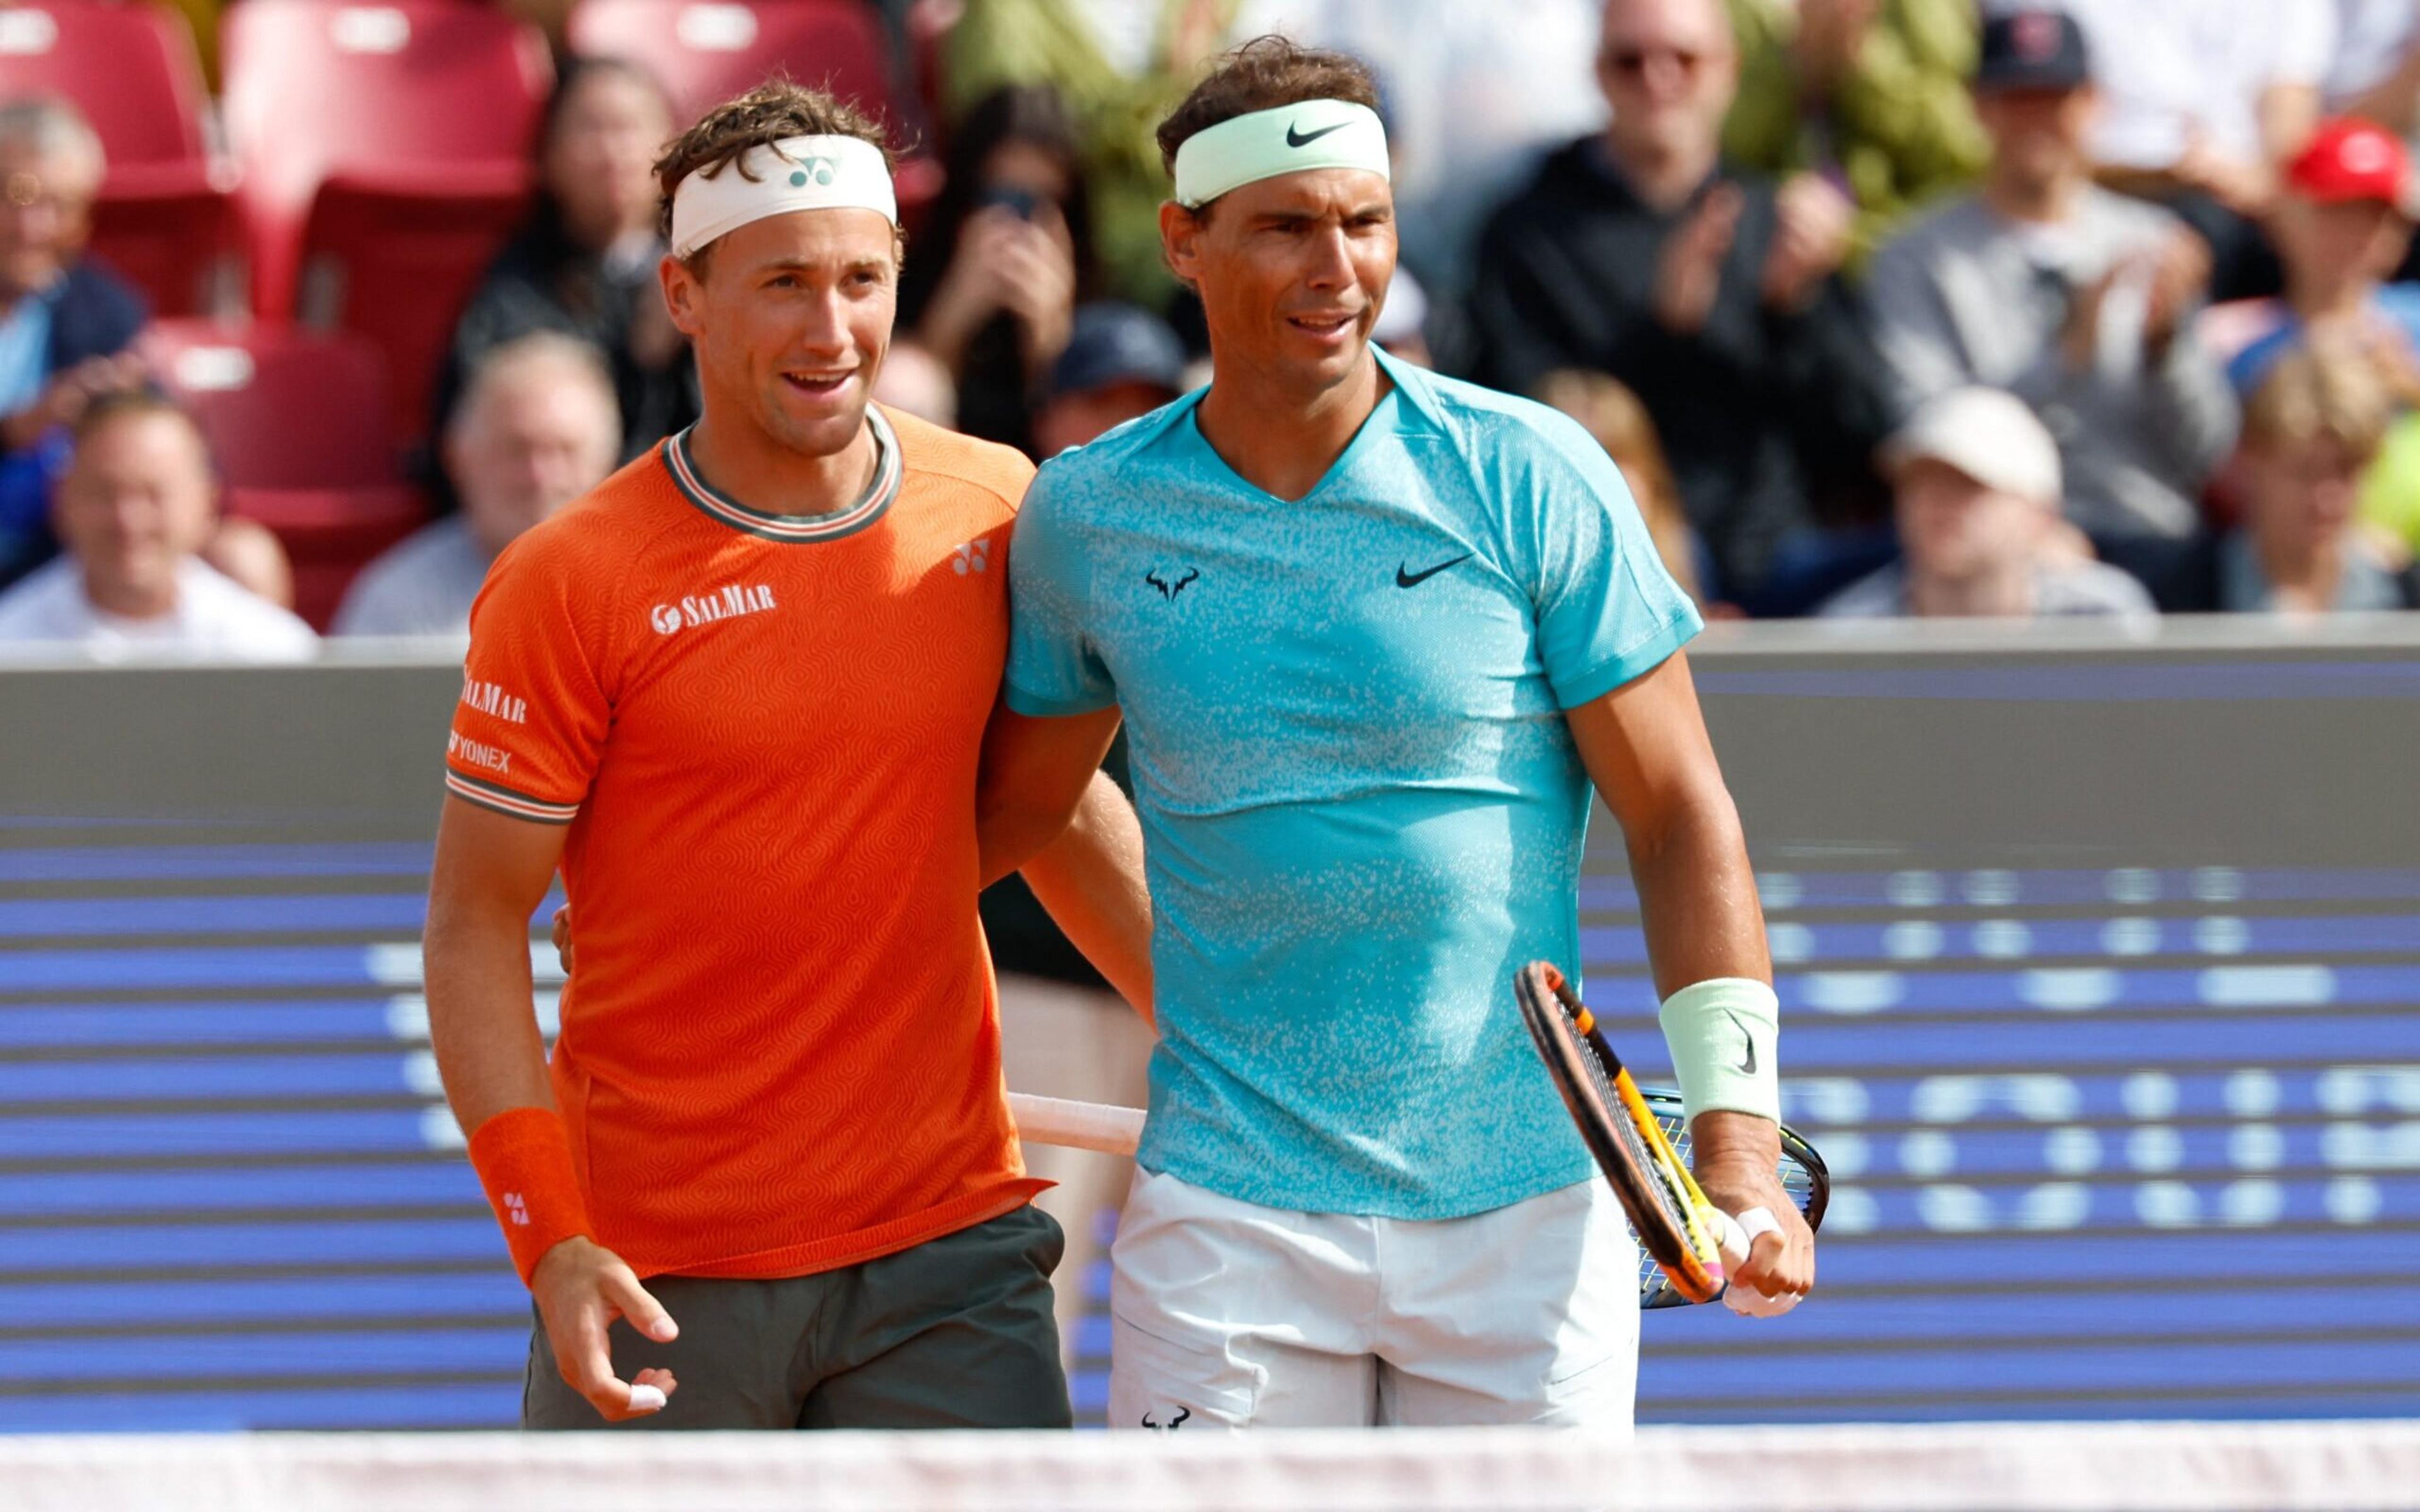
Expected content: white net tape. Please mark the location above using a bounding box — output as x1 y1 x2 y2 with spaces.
7 1421 2418 1512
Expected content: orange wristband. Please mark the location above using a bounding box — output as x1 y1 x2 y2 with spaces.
466 1106 594 1286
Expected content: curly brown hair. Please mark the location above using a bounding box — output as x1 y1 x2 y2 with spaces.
1155 35 1383 201
654 80 898 273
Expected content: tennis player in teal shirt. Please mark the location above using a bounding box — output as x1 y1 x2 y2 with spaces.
978 37 1815 1429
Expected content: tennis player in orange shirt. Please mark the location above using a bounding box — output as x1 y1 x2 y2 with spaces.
421 83 1151 1429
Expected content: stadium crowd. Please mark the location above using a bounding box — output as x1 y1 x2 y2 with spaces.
2 0 2419 658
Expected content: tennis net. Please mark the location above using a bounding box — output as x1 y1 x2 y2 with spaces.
8 1421 2417 1511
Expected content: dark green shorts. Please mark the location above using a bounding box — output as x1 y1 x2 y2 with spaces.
522 1204 1071 1430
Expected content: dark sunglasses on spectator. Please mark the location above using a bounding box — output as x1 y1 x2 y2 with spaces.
1603 45 1704 76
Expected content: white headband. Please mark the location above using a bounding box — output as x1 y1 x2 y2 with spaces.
1171 99 1389 209
669 134 897 258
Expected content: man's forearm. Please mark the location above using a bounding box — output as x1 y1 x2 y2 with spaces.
973 706 1125 888
1017 770 1154 1021
1628 792 1782 1167
1625 788 1771 997
423 896 556 1133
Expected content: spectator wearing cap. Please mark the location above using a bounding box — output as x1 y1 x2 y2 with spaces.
1467 0 1897 605
333 335 621 638
1721 0 1991 257
2225 118 2420 398
1867 9 2236 549
1818 386 2156 621
2046 0 2330 300
0 392 316 659
0 98 149 588
1032 302 1186 458
2112 341 2420 612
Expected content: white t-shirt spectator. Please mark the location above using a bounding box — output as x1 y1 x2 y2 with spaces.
2321 0 2419 119
2047 0 2334 169
0 556 317 661
331 517 489 638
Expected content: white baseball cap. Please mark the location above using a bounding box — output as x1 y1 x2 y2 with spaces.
1881 387 2063 505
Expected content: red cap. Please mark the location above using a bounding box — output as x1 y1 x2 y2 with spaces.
2287 118 2411 208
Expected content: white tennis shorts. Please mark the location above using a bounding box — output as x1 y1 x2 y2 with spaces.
1107 1168 1640 1430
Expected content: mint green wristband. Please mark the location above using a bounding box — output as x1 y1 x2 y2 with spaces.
1657 978 1780 1125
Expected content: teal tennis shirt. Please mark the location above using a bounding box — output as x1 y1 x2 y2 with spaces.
1005 350 1702 1218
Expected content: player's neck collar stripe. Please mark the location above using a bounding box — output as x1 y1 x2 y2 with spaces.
661 407 901 543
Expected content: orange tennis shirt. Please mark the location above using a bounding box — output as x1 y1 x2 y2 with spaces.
443 404 1046 1279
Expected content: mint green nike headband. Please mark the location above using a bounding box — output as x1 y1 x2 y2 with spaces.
1171 99 1390 209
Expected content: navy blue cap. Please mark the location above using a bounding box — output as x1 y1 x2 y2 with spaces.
1976 9 2090 93
1050 302 1186 398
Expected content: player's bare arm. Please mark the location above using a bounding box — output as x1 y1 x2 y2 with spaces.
424 797 679 1422
975 705 1155 1021
1564 649 1816 1307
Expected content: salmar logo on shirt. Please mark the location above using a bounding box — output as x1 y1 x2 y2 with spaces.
650 583 778 635
459 674 526 725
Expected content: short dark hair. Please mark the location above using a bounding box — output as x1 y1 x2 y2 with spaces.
1155 35 1383 190
71 389 205 453
654 80 898 275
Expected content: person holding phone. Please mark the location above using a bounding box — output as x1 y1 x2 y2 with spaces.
899 85 1103 456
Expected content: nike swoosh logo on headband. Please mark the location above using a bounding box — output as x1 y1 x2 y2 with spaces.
1286 121 1349 148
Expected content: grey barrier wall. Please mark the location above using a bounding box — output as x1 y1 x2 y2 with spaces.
1 620 2416 1426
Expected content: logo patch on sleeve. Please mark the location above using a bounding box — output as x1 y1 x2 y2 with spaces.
447 730 513 775
459 674 527 725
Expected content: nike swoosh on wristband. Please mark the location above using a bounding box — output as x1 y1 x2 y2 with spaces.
1286 121 1349 148
1726 1010 1758 1075
1395 554 1470 588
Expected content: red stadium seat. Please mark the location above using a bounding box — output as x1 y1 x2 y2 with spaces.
0 1 237 317
88 161 242 319
222 1 553 437
294 163 533 444
141 319 430 629
565 0 939 203
0 2 209 163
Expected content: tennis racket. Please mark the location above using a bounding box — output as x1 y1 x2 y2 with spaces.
1513 960 1828 1310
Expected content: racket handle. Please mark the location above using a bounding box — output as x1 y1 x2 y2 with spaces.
1007 1092 1144 1156
1713 1206 1751 1269
1714 1205 1798 1319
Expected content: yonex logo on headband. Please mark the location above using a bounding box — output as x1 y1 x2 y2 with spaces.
670 134 897 258
1172 100 1390 208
